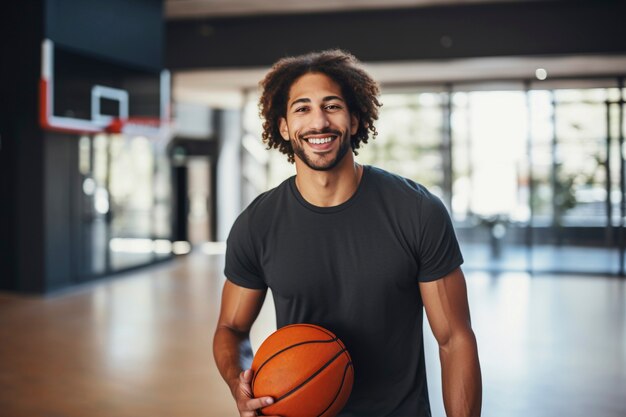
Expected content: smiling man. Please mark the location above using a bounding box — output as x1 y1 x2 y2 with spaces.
281 72 356 172
213 50 482 417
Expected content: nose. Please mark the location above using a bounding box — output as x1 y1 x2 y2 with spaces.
309 107 330 130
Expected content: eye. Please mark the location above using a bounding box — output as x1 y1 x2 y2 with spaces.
294 106 309 113
325 103 342 111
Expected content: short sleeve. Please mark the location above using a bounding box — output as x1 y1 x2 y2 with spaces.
416 192 464 282
224 211 267 290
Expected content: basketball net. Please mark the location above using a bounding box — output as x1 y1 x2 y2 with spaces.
106 117 172 150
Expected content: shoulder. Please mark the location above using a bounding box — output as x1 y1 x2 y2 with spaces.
365 165 435 203
242 176 292 217
230 176 293 235
364 166 451 227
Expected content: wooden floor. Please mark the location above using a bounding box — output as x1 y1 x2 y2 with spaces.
1 253 625 417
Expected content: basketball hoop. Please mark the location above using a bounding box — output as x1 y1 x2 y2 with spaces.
40 39 171 138
106 117 168 138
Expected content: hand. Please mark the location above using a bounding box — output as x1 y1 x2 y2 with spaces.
234 369 279 417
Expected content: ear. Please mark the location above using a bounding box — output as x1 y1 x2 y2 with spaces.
279 117 290 141
350 113 359 136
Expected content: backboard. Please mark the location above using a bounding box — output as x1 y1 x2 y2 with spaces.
40 39 170 137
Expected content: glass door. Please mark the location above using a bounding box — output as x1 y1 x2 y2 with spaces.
77 134 108 278
107 134 156 270
528 87 620 274
451 90 530 272
77 132 172 280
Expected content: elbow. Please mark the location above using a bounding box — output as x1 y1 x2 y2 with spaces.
438 326 478 356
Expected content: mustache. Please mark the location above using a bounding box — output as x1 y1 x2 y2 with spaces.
297 128 341 140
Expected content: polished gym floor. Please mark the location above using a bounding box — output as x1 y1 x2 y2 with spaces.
1 252 625 417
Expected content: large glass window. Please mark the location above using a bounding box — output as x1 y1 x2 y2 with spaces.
358 92 445 197
451 89 530 271
239 80 626 275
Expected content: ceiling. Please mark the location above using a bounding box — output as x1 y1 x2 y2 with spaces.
165 0 537 19
167 0 626 107
173 54 626 108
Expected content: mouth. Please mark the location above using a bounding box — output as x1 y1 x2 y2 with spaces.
301 134 339 152
305 136 336 145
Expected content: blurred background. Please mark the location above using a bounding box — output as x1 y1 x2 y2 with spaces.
1 1 625 416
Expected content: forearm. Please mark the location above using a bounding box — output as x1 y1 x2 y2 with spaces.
213 325 254 396
439 331 482 417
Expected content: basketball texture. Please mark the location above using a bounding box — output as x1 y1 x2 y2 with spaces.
251 324 354 417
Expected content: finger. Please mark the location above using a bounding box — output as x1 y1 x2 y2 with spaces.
245 396 274 411
240 368 253 383
238 370 255 399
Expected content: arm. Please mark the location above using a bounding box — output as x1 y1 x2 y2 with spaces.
213 280 276 416
420 267 482 417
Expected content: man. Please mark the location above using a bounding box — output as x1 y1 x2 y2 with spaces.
213 49 482 417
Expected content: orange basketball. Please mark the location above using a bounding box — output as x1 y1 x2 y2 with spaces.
251 323 354 417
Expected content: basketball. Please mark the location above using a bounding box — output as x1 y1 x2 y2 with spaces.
251 324 354 417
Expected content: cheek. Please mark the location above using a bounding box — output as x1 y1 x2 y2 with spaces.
335 115 355 134
288 122 305 140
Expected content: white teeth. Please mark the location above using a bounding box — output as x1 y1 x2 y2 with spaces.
308 137 333 145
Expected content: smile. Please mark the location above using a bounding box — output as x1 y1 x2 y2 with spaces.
306 136 335 145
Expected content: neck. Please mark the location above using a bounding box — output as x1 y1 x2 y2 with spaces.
294 155 363 207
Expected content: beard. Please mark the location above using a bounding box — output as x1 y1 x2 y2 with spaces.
291 129 352 171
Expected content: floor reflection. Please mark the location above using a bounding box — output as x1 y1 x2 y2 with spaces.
0 254 624 417
426 271 626 417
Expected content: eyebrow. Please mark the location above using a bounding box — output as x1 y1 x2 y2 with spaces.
289 95 345 109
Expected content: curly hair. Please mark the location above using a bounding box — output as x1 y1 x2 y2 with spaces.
259 49 382 164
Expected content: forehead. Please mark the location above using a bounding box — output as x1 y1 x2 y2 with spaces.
287 72 344 103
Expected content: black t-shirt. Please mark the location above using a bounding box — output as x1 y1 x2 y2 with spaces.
225 165 463 417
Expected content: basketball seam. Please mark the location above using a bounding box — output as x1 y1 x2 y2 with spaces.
280 324 338 341
273 347 347 403
289 324 336 339
316 361 353 417
252 337 338 389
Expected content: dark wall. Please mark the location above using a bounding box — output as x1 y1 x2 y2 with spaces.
43 133 79 292
1 0 165 293
41 0 165 293
46 0 164 70
166 0 626 69
0 1 46 292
